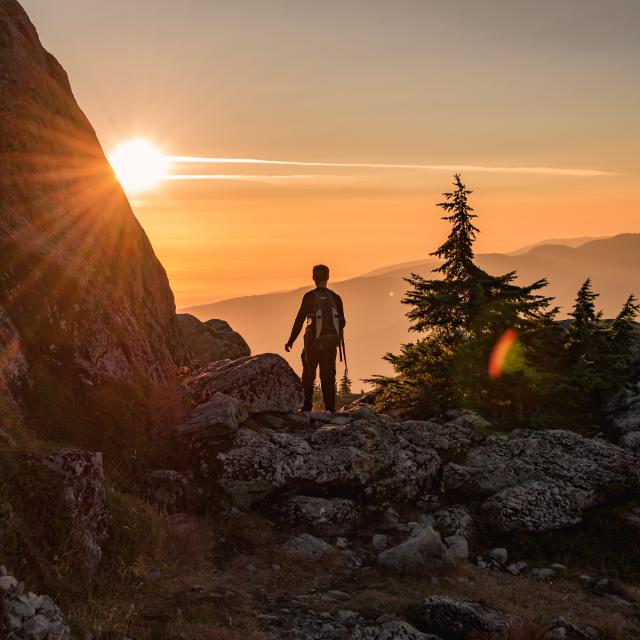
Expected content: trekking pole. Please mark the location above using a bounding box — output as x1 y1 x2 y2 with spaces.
341 334 348 375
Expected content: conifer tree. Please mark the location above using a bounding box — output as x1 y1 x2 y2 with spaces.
611 294 640 346
339 371 352 395
373 174 559 423
566 278 601 351
562 282 639 427
606 294 640 390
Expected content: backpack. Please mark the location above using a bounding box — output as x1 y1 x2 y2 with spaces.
308 290 341 346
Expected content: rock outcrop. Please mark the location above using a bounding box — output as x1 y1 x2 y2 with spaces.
207 408 481 508
175 313 250 365
413 596 521 640
444 429 640 532
0 566 70 640
186 354 303 414
19 449 108 573
179 363 640 537
0 0 180 435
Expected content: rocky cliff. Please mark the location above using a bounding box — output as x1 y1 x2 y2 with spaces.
0 0 180 438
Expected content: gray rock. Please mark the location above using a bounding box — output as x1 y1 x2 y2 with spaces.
352 620 440 639
21 614 50 640
177 392 248 441
414 596 521 640
444 535 469 561
531 568 556 580
480 481 587 533
432 505 475 539
276 495 360 535
545 628 567 640
186 353 303 414
20 449 107 573
377 525 454 574
506 561 528 576
175 314 250 365
217 410 465 507
283 534 333 560
450 429 640 532
372 534 388 553
488 547 508 566
0 575 17 592
619 431 640 451
12 600 36 618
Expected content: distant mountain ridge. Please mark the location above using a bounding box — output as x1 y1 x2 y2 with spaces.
184 233 640 386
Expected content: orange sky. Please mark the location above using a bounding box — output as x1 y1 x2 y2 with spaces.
22 0 640 306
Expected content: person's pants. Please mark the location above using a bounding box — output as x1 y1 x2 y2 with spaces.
301 341 337 412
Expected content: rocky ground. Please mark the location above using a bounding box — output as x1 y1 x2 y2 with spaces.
5 353 639 639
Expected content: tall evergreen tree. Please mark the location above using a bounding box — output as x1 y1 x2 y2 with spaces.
373 175 559 423
561 282 639 428
611 294 640 346
566 278 601 352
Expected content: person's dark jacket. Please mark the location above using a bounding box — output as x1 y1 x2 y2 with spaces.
287 287 346 346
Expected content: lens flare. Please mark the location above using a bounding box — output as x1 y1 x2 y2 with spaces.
488 328 519 380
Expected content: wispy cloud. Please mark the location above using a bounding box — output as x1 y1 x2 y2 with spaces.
164 173 344 183
166 155 611 178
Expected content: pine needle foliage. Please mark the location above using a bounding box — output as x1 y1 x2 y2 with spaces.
371 175 638 430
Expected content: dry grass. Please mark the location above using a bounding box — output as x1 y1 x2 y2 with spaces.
64 507 640 640
343 563 640 639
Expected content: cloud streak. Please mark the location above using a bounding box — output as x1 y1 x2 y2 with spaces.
166 155 611 178
164 173 344 183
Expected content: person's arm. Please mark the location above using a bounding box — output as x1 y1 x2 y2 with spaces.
285 293 309 350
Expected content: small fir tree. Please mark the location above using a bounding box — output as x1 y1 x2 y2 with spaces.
339 371 352 395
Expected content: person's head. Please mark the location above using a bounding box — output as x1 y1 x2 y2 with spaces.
312 264 330 287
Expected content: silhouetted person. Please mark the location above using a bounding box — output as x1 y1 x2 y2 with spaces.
285 265 346 412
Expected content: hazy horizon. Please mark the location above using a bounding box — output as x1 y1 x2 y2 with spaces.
22 0 640 306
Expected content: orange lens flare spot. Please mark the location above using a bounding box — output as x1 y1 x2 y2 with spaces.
488 328 519 380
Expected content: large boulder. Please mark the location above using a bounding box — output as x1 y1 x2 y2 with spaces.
175 314 250 365
413 596 521 640
0 0 180 435
445 429 640 532
186 353 303 414
176 392 248 442
213 411 480 508
479 480 585 532
17 449 108 573
377 525 455 574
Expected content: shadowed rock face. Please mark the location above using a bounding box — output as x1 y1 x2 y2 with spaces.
0 1 180 425
175 314 250 365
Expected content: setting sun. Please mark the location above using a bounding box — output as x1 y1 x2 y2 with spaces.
108 139 169 194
